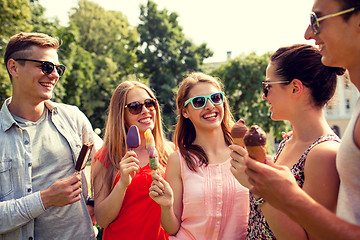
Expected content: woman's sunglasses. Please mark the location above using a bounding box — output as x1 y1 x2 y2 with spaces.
262 81 289 97
125 98 157 115
184 92 225 109
15 58 66 76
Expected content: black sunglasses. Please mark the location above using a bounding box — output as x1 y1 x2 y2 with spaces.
15 58 66 77
262 81 289 97
125 98 157 115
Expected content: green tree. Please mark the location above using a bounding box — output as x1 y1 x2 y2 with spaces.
68 0 139 129
0 0 32 105
29 0 59 35
137 0 213 131
211 52 290 140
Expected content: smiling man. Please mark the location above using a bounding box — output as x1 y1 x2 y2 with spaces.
0 32 102 239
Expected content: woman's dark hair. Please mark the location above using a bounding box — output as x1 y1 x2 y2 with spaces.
270 44 345 107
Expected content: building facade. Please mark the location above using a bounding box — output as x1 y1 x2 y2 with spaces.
325 72 359 138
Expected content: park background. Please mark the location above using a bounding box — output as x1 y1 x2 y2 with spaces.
2 0 358 149
2 1 359 238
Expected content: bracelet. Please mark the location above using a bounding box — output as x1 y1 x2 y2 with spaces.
254 197 266 206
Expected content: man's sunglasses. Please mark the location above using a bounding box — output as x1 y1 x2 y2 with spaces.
184 92 225 109
15 58 66 77
310 7 360 35
262 81 289 97
125 98 157 115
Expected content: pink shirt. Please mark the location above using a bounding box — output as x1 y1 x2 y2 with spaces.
170 151 249 240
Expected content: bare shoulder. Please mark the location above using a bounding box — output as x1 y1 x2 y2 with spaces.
167 151 181 169
354 115 360 149
165 151 182 180
166 140 176 151
305 139 340 172
307 139 340 162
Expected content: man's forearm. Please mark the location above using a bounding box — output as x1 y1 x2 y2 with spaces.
282 190 360 240
0 192 45 233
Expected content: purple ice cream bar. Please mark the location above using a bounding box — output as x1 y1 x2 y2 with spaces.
126 125 141 150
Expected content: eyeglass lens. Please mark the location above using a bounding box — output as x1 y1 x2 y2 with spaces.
263 84 268 97
310 13 319 34
127 99 156 115
42 62 66 76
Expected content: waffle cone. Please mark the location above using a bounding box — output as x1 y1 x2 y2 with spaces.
246 145 267 163
233 138 246 148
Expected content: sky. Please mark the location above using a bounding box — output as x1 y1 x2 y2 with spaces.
39 0 316 63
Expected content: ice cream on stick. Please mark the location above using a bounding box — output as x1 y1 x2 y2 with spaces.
127 125 141 150
144 129 160 170
231 119 248 148
75 142 94 172
244 125 267 163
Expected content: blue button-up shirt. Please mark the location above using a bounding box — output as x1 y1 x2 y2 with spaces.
0 98 102 239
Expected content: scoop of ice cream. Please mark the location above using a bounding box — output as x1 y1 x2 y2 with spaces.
231 119 248 138
244 125 266 146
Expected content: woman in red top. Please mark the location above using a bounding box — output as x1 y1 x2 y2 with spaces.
91 81 175 240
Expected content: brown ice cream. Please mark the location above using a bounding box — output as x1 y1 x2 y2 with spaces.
231 119 248 148
244 125 267 163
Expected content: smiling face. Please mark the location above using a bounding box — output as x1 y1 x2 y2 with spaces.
182 82 224 131
124 87 156 134
304 0 359 69
10 46 60 104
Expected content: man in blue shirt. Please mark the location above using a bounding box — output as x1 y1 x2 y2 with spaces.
0 32 102 239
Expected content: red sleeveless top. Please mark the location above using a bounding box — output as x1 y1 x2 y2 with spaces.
95 147 168 240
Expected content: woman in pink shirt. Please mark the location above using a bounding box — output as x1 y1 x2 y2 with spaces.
150 72 249 239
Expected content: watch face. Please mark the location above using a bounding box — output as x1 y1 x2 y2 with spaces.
75 143 94 171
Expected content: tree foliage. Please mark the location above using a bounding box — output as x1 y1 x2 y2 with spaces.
0 0 290 140
66 0 139 129
0 0 32 104
137 0 213 130
211 52 290 139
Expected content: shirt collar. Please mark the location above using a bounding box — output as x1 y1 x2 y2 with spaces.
1 97 19 131
0 98 58 131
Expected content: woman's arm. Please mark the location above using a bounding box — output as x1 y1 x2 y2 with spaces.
150 151 183 235
261 141 340 240
93 151 140 228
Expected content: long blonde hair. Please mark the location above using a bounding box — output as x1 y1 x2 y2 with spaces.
175 72 234 171
92 80 173 196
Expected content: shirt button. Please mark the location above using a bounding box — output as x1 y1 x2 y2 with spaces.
28 163 32 167
27 188 32 192
24 140 29 145
29 237 34 240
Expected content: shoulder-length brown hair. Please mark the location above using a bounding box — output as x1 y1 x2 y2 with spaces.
174 72 234 172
